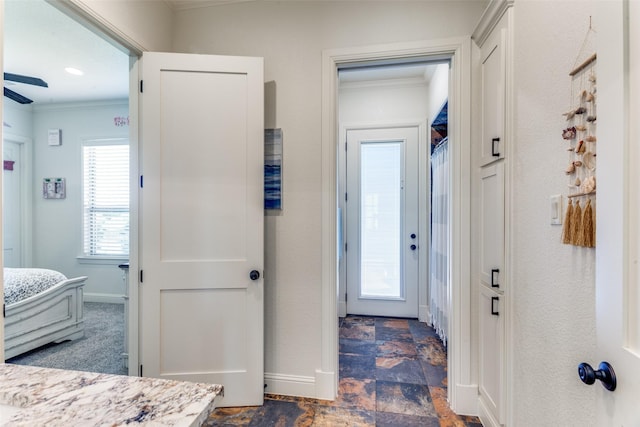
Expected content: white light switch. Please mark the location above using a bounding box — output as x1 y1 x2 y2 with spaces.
550 194 562 225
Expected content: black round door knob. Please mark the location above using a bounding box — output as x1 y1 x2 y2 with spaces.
410 233 417 239
249 270 260 281
410 244 417 251
578 361 617 391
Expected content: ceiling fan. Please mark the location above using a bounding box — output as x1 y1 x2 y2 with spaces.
4 72 48 104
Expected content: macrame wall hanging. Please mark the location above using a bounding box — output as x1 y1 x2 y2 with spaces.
561 19 596 248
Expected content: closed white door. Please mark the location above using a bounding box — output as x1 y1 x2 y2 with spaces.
139 52 264 407
3 140 21 268
595 1 640 424
345 126 419 318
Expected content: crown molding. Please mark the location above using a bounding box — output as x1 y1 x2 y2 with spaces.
472 0 514 47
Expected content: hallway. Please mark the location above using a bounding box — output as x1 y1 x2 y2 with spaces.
206 316 481 426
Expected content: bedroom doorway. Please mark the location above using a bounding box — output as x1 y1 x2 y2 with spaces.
2 0 132 375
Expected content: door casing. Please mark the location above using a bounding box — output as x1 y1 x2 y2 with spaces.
322 38 473 409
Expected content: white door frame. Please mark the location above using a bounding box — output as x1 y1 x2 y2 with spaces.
321 37 474 411
38 0 143 375
338 121 427 320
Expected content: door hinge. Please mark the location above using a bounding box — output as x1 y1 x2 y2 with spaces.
345 242 348 252
345 141 348 151
140 175 144 188
140 80 144 93
345 293 348 302
345 193 348 202
139 364 143 377
139 270 143 283
3 304 5 318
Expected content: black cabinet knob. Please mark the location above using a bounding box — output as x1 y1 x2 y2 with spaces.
250 270 260 281
410 244 417 251
578 361 616 391
410 233 416 239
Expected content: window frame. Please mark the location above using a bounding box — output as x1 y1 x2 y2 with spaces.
81 137 130 260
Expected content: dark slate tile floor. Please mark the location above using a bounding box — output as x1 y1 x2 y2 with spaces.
205 316 482 426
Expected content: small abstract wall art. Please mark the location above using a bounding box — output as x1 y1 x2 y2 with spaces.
265 128 282 210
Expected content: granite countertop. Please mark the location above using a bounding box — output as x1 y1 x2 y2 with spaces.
0 363 223 426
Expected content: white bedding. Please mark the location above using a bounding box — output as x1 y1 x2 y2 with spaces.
4 268 68 305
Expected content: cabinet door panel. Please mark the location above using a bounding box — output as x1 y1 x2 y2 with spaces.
480 162 505 291
479 284 504 424
480 15 507 166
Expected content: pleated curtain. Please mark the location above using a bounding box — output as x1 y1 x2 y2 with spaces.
429 138 449 345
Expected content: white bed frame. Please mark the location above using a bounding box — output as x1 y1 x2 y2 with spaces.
4 276 87 360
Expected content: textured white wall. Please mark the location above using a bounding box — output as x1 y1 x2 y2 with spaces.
70 0 174 52
31 102 130 301
172 1 486 385
3 104 33 138
511 1 596 424
428 63 449 122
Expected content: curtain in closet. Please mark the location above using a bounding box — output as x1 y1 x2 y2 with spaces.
429 138 449 345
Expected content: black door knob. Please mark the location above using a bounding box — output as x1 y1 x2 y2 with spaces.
249 270 260 281
410 233 416 239
578 361 616 391
410 244 417 251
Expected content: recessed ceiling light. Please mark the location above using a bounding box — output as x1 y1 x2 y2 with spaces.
65 67 84 76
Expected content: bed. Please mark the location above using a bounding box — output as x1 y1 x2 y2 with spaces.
4 268 87 360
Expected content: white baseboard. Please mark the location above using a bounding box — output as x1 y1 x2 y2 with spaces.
315 369 336 400
478 395 501 427
264 372 316 398
338 301 346 318
451 383 479 416
84 293 125 304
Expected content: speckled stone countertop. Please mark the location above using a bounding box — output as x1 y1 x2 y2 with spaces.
0 363 223 426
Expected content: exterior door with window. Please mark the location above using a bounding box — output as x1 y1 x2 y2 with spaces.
138 52 264 407
345 126 419 318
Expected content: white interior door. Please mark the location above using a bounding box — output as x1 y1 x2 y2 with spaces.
139 52 264 407
594 2 640 424
345 126 419 318
2 139 21 268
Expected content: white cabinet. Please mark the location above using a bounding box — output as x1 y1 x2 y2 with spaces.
479 9 510 167
478 161 505 427
480 162 505 291
474 2 512 425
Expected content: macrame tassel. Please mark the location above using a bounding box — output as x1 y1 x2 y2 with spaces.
562 199 574 244
571 200 583 246
582 199 595 248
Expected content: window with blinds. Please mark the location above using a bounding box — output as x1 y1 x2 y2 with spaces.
82 140 130 257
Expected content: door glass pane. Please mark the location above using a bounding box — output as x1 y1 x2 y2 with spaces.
360 141 402 298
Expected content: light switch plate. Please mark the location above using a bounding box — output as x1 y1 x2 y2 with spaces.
550 194 562 225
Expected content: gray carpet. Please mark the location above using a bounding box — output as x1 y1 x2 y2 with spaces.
7 302 127 376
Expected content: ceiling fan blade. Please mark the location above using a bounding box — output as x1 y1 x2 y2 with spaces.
4 87 34 104
4 72 48 88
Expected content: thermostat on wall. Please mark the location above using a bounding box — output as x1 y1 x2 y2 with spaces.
48 129 62 146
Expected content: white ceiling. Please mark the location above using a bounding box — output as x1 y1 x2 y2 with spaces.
3 0 130 106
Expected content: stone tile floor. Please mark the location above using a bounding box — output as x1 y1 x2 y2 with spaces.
205 316 482 426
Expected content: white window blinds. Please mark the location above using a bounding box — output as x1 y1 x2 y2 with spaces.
82 140 130 257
